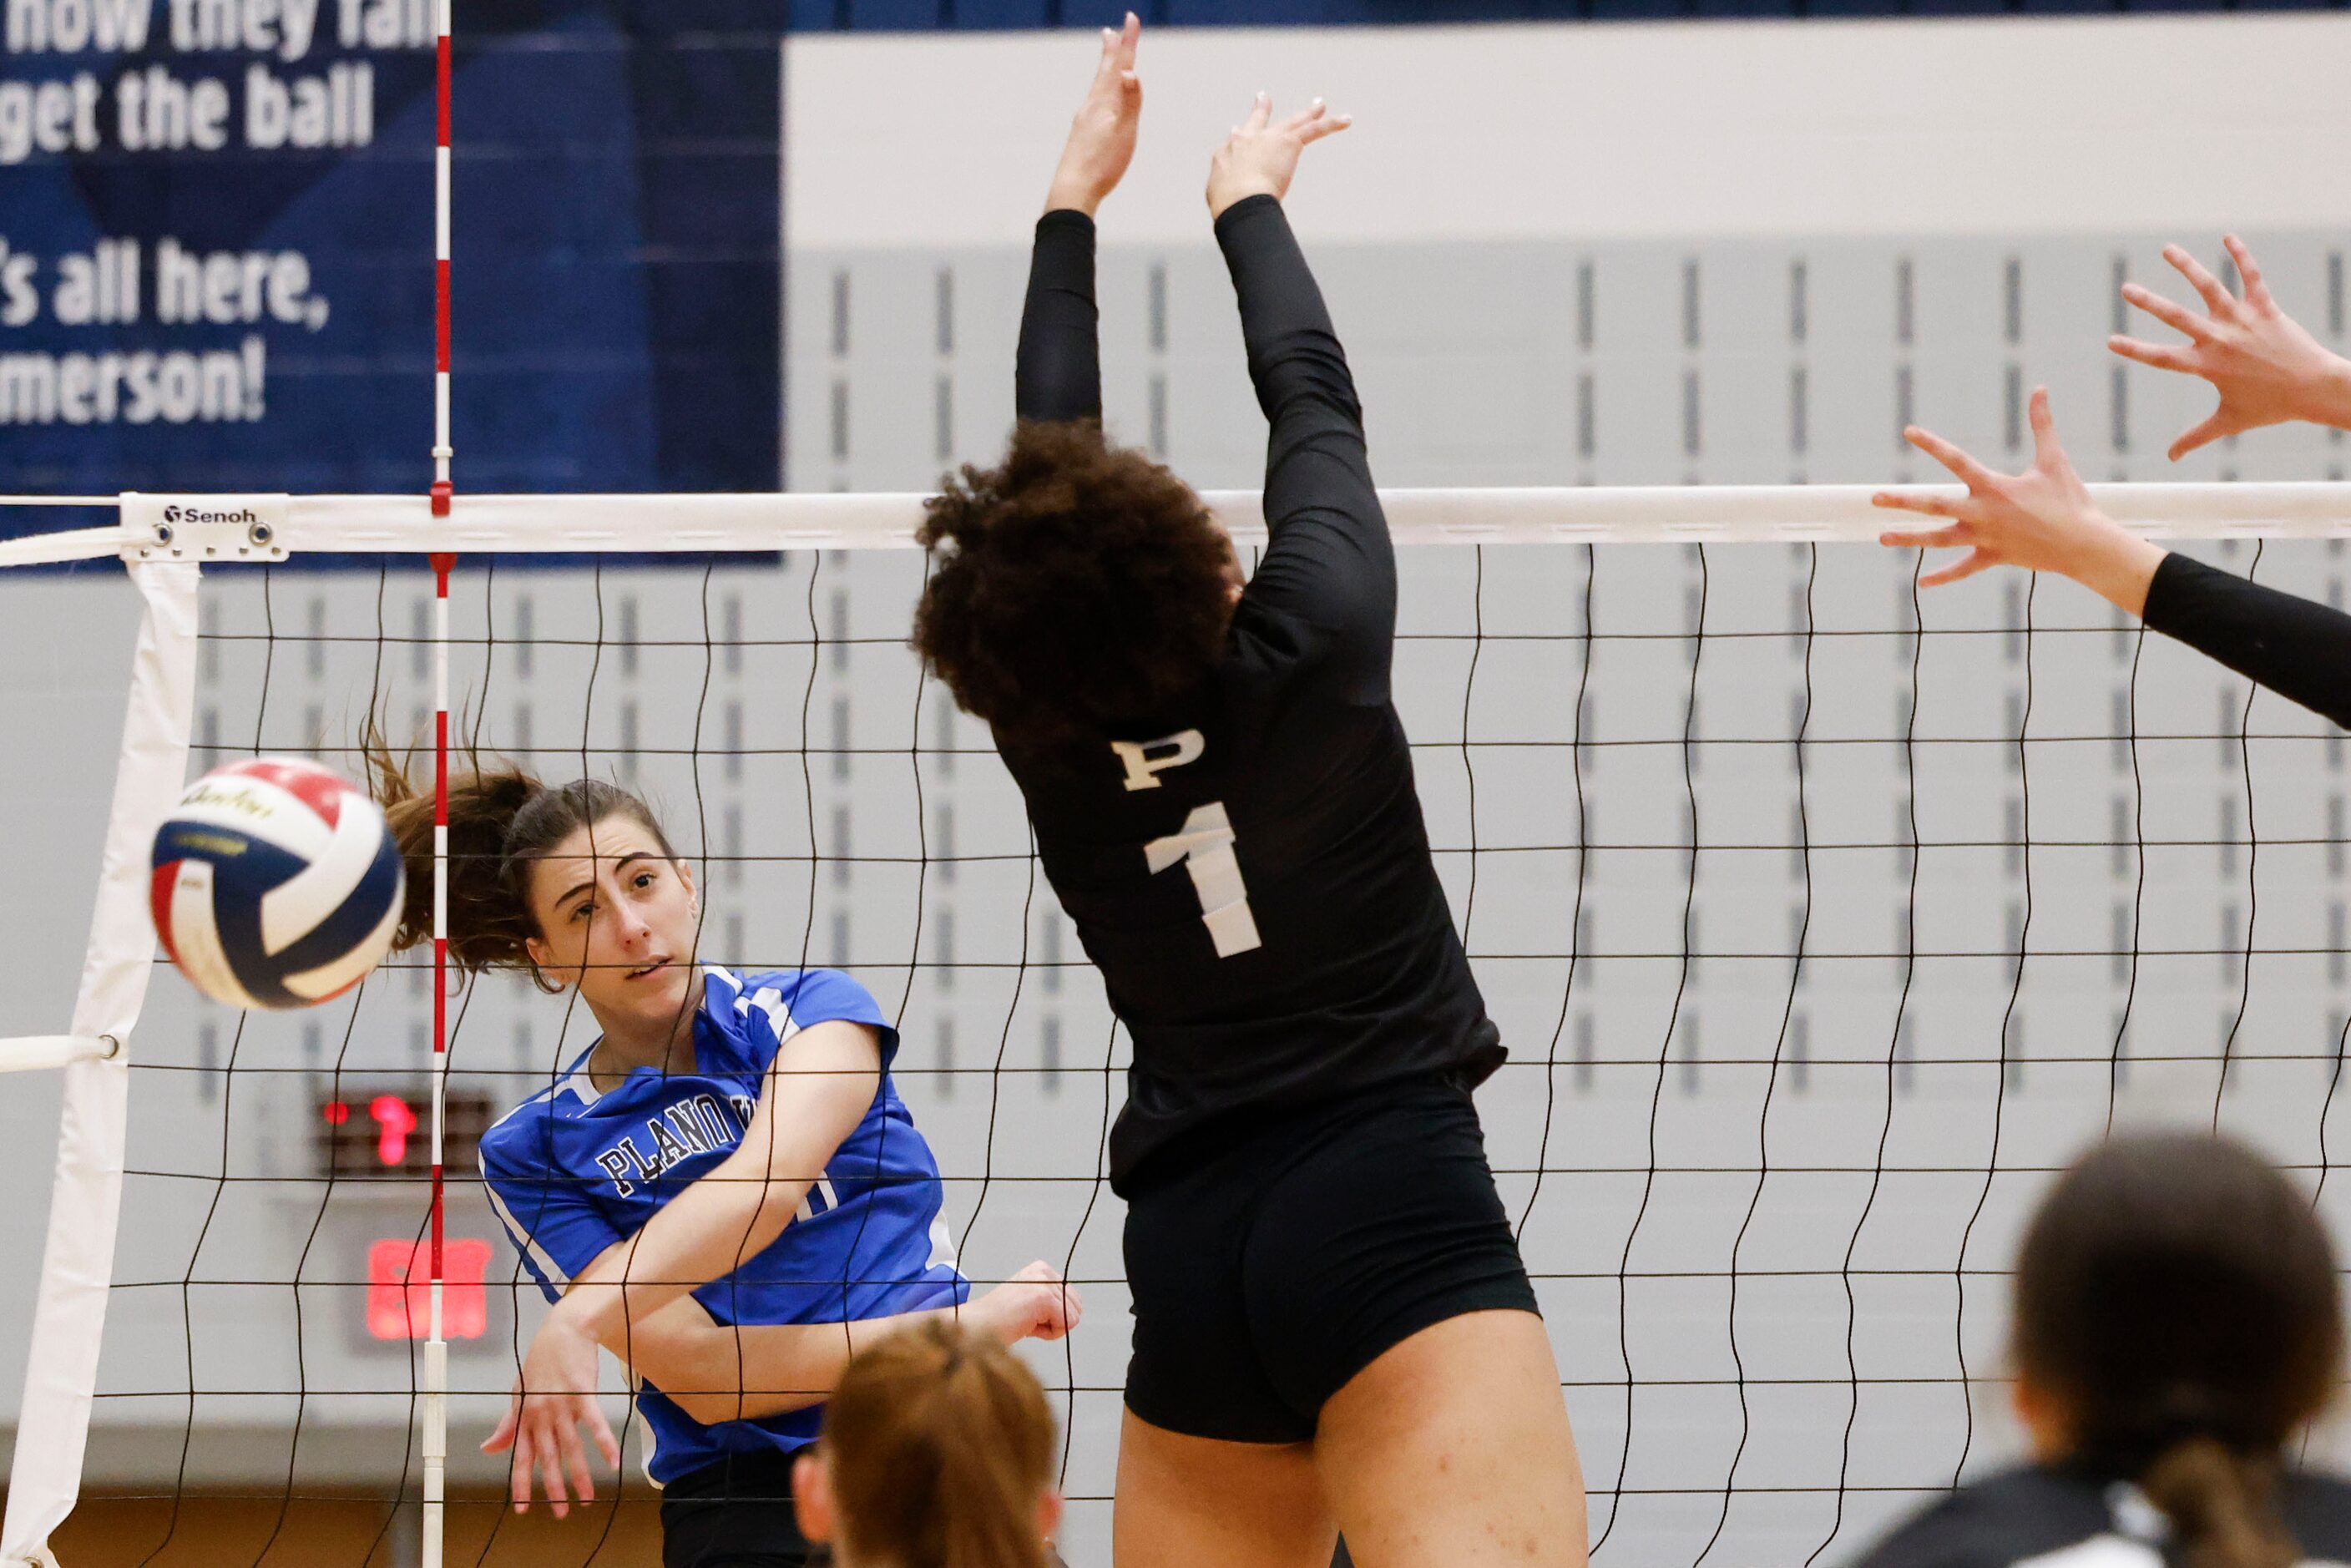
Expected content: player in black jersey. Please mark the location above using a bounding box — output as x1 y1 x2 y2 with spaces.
910 18 1585 1568
1876 235 2351 728
1851 1133 2351 1568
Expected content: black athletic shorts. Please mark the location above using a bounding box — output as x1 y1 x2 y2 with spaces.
1120 1069 1540 1444
661 1449 821 1568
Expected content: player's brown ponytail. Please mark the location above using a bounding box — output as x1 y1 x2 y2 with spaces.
362 726 676 984
2013 1134 2340 1568
2139 1437 2298 1568
822 1318 1057 1568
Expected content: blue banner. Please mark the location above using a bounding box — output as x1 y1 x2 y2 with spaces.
0 0 781 511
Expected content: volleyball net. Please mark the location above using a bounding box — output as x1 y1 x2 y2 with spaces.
5 483 2351 1565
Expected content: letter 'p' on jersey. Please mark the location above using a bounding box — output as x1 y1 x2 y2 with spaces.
1110 727 1205 791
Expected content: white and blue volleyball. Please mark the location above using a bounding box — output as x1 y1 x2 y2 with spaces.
150 757 406 1010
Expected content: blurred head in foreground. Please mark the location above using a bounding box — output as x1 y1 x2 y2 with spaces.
794 1318 1062 1568
2012 1132 2342 1568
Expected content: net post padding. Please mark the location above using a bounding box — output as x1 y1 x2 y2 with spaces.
0 562 199 1568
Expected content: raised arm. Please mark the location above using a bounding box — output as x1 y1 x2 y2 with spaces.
1016 214 1101 424
1015 15 1140 424
2136 554 2351 732
1875 387 2351 732
1203 95 1390 692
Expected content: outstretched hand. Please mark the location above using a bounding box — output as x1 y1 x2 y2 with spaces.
1206 92 1350 220
2110 236 2351 459
481 1308 621 1518
1872 387 2168 615
1045 13 1142 218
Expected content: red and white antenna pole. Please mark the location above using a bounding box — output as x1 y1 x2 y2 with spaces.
424 0 454 1560
431 0 453 524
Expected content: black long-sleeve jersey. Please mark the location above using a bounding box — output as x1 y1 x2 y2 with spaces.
1848 1462 2351 1568
995 198 1503 1190
2141 550 2351 732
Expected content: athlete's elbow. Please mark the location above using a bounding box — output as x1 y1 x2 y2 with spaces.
740 1386 829 1419
672 1384 825 1424
667 1389 748 1425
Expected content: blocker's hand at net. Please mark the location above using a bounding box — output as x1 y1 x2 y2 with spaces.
1206 92 1350 220
970 1260 1085 1346
2111 236 2351 459
1045 13 1142 218
482 1309 620 1518
1873 387 2168 614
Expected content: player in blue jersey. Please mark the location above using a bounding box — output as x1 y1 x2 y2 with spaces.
368 751 1080 1568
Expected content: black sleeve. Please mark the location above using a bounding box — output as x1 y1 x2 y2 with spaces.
1014 209 1100 425
1214 193 1395 701
2141 551 2351 731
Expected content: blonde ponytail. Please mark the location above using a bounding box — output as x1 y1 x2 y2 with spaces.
824 1319 1056 1568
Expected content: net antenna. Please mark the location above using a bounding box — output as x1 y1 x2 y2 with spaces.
422 0 457 1558
0 0 460 1555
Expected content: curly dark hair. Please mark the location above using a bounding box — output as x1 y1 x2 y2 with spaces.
912 420 1236 752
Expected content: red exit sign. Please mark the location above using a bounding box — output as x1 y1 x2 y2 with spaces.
367 1237 491 1342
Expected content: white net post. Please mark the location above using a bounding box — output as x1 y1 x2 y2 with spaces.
0 560 200 1568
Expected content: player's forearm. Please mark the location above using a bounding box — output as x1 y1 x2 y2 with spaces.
1213 193 1389 534
2141 550 2351 731
1212 190 1395 657
562 1094 873 1339
655 1307 967 1423
1014 210 1102 425
2040 513 2168 620
1213 194 1356 429
559 1029 881 1338
558 1161 813 1339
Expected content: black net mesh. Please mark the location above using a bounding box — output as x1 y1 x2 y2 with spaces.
56 531 2351 1563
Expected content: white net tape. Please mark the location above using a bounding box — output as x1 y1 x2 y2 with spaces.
9 482 2351 570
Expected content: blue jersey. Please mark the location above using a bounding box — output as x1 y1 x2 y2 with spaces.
478 966 967 1485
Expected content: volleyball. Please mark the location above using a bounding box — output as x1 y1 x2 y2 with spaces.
149 757 406 1011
